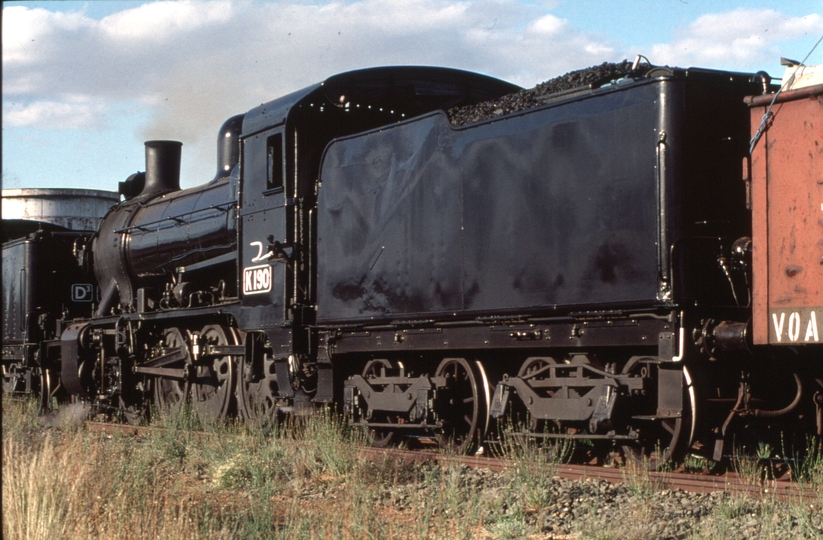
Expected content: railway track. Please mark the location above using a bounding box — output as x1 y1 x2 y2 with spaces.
361 447 820 503
84 421 820 503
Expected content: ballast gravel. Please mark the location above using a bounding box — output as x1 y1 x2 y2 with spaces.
372 463 822 539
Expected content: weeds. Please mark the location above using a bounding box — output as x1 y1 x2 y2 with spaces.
731 442 776 486
785 435 823 491
3 397 486 539
620 443 674 498
506 442 564 511
4 396 823 539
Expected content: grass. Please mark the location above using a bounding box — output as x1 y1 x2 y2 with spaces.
618 442 675 499
3 397 823 539
1 398 497 539
730 441 778 486
786 436 823 493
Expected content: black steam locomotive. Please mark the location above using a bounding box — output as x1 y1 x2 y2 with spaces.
4 63 821 469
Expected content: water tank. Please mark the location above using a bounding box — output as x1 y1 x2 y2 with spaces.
2 188 119 233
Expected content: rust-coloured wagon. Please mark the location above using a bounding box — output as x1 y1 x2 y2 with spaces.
748 83 823 346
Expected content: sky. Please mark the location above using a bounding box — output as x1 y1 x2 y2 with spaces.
3 0 823 193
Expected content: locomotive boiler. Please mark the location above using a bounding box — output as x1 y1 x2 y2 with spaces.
8 61 821 469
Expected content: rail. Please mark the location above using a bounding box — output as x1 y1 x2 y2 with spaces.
84 421 819 503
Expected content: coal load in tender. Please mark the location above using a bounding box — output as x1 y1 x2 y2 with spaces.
447 60 634 126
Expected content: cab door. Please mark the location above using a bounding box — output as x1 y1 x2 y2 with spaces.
239 127 289 327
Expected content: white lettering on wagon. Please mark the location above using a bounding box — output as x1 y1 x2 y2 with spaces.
243 264 272 295
771 308 821 343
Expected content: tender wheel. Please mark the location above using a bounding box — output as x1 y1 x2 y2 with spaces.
237 334 281 429
619 357 694 471
517 356 559 426
509 357 570 456
361 359 399 448
153 327 190 416
191 325 237 421
435 357 489 454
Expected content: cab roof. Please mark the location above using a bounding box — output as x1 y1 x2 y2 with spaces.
241 66 521 137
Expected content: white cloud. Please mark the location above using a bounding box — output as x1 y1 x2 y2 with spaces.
4 100 107 129
2 7 94 63
296 0 471 35
100 0 234 40
527 13 567 35
648 9 823 67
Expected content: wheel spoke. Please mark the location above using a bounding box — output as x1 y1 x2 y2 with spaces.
153 327 189 416
238 337 281 429
190 325 236 421
358 359 397 448
620 357 693 471
434 358 489 454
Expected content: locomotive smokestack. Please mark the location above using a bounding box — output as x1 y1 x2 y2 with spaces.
213 114 244 181
142 140 182 197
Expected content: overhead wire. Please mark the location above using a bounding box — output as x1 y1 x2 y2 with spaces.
749 32 823 154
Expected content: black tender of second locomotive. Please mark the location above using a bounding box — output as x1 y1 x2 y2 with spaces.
2 225 98 398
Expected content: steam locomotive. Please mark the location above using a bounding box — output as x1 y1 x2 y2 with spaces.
3 62 821 469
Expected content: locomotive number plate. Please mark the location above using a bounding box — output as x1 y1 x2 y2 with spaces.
243 264 272 295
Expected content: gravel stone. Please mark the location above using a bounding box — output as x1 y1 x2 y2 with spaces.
368 463 823 539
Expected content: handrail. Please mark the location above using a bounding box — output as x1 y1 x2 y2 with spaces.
113 201 235 233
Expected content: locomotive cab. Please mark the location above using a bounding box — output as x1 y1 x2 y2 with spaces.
236 68 521 330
